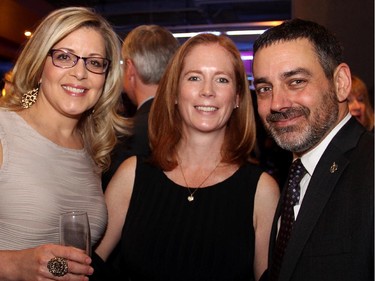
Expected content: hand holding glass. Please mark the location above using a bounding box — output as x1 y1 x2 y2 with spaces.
60 211 91 256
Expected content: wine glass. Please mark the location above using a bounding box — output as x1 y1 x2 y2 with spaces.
59 211 91 256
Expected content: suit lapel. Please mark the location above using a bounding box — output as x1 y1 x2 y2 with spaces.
277 118 364 281
279 149 349 280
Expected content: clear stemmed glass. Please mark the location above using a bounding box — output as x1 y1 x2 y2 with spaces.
59 211 91 256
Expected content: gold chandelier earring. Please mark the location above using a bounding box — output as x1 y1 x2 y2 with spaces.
21 86 39 109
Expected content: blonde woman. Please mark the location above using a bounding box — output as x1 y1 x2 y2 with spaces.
0 7 130 280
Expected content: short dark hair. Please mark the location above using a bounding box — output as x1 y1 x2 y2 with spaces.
253 18 344 79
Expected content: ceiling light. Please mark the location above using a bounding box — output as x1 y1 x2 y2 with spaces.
226 30 266 36
172 29 267 38
173 31 221 38
241 55 253 61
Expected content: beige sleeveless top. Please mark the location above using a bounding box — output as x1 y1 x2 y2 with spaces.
0 110 107 250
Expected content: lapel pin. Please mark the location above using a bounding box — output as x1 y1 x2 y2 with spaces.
330 162 338 173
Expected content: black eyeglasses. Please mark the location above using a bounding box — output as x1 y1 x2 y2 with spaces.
48 49 111 74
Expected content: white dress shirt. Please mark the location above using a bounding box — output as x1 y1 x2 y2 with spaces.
293 113 352 218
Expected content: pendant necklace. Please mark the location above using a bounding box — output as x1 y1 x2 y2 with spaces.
178 160 220 202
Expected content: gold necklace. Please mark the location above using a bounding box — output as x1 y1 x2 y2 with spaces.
178 160 220 202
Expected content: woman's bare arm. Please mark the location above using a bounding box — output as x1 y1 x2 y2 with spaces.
95 156 137 261
253 172 280 281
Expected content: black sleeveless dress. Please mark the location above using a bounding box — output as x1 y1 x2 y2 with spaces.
118 158 263 281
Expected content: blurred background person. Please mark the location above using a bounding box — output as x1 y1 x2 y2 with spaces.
93 33 279 281
102 24 179 190
347 75 374 131
0 6 130 281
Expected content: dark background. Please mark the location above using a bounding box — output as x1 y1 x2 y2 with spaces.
0 0 373 103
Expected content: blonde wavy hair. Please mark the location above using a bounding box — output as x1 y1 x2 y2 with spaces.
1 7 131 171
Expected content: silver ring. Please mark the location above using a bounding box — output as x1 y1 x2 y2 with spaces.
47 257 68 277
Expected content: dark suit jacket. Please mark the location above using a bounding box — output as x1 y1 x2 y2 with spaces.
102 98 153 190
266 117 374 281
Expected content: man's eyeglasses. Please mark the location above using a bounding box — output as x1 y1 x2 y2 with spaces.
48 49 111 74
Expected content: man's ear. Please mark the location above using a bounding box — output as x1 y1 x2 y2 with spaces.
125 59 136 77
333 63 351 102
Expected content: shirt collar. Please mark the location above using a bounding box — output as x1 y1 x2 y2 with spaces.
301 113 351 176
137 96 154 110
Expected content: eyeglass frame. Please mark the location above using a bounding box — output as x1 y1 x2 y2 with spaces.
48 49 111 74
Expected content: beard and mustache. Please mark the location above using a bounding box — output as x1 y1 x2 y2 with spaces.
263 87 339 154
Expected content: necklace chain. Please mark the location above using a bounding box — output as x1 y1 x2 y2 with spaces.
179 160 220 202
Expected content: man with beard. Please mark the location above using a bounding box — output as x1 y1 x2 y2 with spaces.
252 19 373 281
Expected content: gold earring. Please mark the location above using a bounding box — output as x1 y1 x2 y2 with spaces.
21 87 39 109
